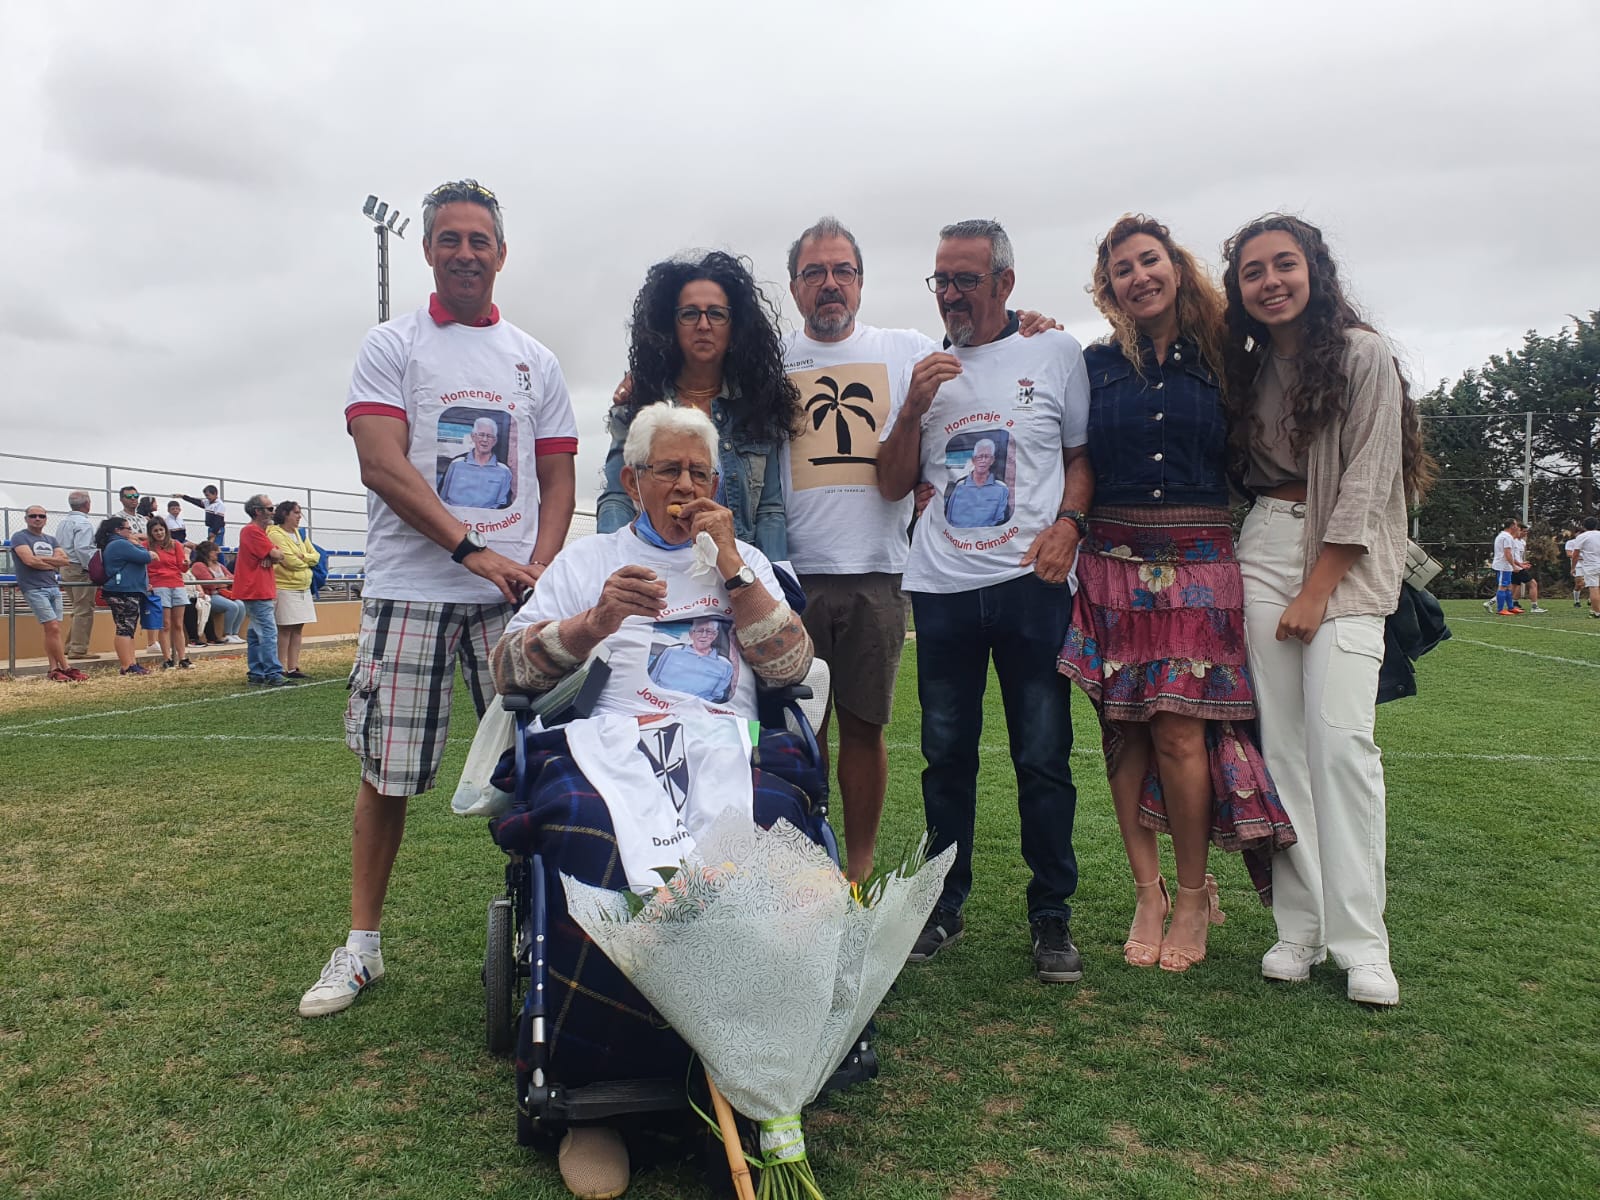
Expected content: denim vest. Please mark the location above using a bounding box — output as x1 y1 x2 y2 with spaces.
596 386 788 560
1083 337 1228 507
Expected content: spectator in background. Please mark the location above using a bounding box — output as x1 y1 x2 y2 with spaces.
233 494 286 685
54 491 99 660
96 516 155 675
117 484 147 540
190 541 246 643
175 485 227 544
268 500 319 679
145 516 192 670
9 506 83 682
164 500 189 544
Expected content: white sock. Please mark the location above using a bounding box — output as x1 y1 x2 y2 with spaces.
347 929 381 959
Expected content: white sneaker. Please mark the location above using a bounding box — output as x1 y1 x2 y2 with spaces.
299 946 384 1017
1482 599 1493 610
1530 604 1547 613
223 634 245 644
1346 963 1400 1006
1261 940 1326 982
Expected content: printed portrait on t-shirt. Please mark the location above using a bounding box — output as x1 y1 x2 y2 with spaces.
646 615 739 704
942 430 1015 528
788 362 892 491
435 406 517 510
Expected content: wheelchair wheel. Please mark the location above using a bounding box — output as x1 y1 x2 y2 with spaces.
484 897 515 1056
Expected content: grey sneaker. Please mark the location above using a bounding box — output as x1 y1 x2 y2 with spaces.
1030 913 1083 983
908 909 964 963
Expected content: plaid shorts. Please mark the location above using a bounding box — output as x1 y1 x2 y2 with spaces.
345 598 514 797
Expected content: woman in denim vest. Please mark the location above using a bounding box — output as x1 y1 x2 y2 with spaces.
1058 215 1291 974
598 251 799 560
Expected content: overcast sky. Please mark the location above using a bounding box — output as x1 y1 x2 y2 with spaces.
3 0 1597 536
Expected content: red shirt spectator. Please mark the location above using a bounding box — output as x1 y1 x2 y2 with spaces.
147 540 189 589
233 522 278 601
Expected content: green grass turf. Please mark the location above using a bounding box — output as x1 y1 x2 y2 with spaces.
1 601 1597 1199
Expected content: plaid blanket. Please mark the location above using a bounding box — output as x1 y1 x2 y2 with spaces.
491 724 825 1088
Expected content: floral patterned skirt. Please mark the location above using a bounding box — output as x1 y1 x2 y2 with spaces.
1058 504 1295 903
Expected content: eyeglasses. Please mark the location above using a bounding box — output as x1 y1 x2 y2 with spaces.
26 513 47 520
926 272 996 294
797 264 860 287
675 305 731 327
641 461 717 488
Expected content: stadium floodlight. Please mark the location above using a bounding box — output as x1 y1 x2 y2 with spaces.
359 192 408 324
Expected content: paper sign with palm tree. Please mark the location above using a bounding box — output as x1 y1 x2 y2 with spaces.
788 362 892 490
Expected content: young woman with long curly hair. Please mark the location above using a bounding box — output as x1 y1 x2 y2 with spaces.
597 250 800 559
1220 213 1434 1006
1058 215 1292 973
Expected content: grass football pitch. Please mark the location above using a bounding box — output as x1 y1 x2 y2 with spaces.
1 600 1597 1199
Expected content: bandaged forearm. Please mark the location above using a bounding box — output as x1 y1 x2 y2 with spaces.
736 600 813 686
490 618 584 696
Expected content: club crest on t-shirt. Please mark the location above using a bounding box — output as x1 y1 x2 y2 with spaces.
789 362 892 491
513 361 535 398
1015 377 1034 407
638 722 690 812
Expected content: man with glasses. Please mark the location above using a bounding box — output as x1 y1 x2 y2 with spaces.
117 485 147 541
54 491 99 659
301 178 579 1019
779 216 1058 884
9 507 83 682
878 219 1093 984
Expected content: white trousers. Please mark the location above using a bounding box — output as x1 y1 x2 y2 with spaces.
1238 497 1391 968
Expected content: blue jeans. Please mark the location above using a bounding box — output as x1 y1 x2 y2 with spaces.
910 573 1078 921
211 594 246 637
244 598 282 681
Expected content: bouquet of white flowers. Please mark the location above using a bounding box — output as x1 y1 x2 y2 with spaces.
563 809 953 1200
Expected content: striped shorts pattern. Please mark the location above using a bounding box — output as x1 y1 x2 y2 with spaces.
345 598 514 797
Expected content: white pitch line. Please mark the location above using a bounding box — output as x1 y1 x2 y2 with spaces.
0 677 345 732
1449 638 1600 668
1449 615 1600 639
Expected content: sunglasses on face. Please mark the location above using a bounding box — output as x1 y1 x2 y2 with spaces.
26 514 47 520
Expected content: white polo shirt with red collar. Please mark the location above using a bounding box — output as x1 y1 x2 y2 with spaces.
345 294 579 602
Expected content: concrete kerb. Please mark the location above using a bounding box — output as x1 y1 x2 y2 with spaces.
1 631 358 680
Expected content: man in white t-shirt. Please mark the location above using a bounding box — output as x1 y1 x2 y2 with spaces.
879 219 1093 985
1511 525 1545 612
1569 517 1600 618
779 216 1058 883
300 178 579 1018
1491 518 1523 615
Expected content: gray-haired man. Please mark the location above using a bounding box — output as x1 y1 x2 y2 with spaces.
54 491 98 658
300 178 579 1018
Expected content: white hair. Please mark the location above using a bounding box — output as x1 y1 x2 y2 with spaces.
623 403 719 471
472 416 498 436
973 438 996 457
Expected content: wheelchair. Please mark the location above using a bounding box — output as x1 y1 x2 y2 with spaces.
480 653 879 1147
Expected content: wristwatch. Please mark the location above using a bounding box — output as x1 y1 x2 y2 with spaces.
723 565 757 592
451 529 488 563
1055 508 1089 538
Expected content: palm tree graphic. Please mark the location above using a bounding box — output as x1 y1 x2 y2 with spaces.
805 375 878 465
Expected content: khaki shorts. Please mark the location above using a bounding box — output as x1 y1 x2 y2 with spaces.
345 598 513 797
797 572 908 727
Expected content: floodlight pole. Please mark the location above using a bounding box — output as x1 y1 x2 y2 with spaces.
362 194 407 324
1521 410 1533 526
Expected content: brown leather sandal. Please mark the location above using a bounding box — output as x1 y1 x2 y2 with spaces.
1123 876 1170 968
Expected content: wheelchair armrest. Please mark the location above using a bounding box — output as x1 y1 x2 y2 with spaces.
762 682 813 705
500 693 536 713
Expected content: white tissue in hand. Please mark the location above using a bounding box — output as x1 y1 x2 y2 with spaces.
689 531 720 580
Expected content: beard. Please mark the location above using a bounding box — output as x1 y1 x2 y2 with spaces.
943 305 975 347
806 291 855 338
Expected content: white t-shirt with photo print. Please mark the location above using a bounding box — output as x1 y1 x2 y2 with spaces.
780 324 938 575
501 526 784 721
344 304 579 602
884 327 1090 596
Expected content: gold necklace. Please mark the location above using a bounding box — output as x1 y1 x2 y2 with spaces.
676 381 721 402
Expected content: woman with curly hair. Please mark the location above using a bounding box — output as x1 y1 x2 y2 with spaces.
597 250 800 559
1220 213 1434 1007
1058 215 1291 973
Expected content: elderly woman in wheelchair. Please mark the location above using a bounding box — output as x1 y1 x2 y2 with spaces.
489 403 820 1199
